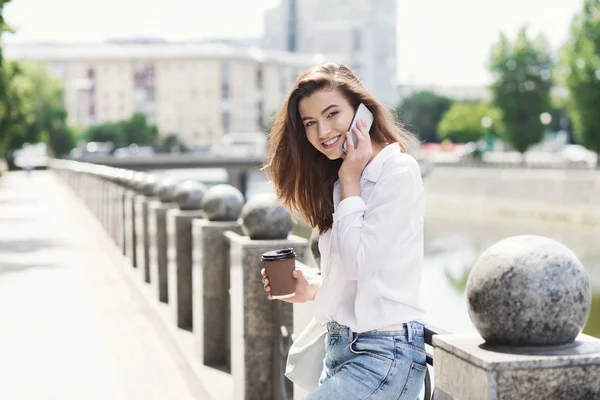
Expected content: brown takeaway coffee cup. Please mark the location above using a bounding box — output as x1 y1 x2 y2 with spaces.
262 248 296 299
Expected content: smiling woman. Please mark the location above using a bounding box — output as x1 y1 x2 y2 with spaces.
262 63 426 399
265 63 418 233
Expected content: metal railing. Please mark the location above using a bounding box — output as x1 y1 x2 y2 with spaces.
424 323 451 400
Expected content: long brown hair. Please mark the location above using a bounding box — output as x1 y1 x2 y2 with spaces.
264 63 418 234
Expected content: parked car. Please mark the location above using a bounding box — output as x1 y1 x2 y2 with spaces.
13 143 49 170
559 145 597 168
113 144 155 158
212 132 267 158
69 142 114 159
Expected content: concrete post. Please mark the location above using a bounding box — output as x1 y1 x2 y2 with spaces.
225 193 309 400
113 169 129 253
138 174 158 283
433 235 600 400
123 171 138 265
109 169 124 244
132 171 149 270
191 184 244 369
167 180 207 329
121 170 135 257
154 179 179 303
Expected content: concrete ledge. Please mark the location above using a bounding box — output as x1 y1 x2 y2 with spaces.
433 333 600 400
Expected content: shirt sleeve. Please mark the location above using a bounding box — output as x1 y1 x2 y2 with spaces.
332 162 423 280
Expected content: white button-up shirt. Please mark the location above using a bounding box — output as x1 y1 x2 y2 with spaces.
313 143 425 333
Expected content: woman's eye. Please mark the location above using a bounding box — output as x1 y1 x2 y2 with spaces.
327 111 339 118
305 121 315 127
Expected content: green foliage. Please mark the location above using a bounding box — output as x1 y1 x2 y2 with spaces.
395 91 454 143
560 0 600 166
85 123 123 145
19 62 76 156
489 27 553 153
123 113 158 146
264 109 279 138
438 102 504 143
0 62 31 155
83 113 159 148
155 133 188 153
0 60 76 156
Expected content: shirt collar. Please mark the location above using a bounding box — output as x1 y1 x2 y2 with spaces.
362 142 400 183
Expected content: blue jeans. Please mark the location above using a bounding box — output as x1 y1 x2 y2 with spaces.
305 321 427 400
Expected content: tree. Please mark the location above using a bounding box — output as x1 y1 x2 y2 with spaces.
122 113 158 146
155 133 188 153
489 27 553 154
394 91 453 143
264 109 279 138
0 4 76 158
0 0 21 158
83 113 159 148
560 0 600 167
438 102 504 143
85 123 123 146
17 62 76 156
0 62 32 156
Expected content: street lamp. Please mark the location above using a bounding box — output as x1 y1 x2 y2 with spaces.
540 112 554 149
481 116 493 129
540 112 552 126
480 116 494 152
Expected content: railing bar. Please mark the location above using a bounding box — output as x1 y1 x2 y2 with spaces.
426 353 434 366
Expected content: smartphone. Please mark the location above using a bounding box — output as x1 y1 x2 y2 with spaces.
343 103 374 152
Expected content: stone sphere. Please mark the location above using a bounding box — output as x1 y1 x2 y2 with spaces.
157 178 178 202
115 169 128 185
240 193 293 240
466 235 591 346
108 170 121 183
132 171 149 192
123 170 136 189
141 174 159 196
308 228 321 269
174 180 208 210
201 184 244 221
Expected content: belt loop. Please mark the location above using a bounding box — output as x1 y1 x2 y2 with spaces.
407 322 413 344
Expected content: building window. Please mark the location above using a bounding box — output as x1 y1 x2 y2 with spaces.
222 111 230 133
352 29 362 51
221 63 230 100
257 100 264 129
287 0 297 51
133 64 156 120
87 68 96 118
256 66 263 90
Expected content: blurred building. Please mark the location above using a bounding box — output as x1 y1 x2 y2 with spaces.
397 83 491 103
4 41 317 149
263 0 398 106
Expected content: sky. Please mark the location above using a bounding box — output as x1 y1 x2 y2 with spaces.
2 0 583 86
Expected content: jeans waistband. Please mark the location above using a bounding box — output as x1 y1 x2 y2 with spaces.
326 321 424 343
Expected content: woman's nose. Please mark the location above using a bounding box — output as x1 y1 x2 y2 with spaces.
318 121 332 137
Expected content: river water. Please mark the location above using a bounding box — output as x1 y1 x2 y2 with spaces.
154 168 600 338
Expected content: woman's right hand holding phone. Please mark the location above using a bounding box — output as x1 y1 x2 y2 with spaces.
261 268 320 303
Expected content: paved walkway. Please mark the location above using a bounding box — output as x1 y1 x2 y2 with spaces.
0 171 204 400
